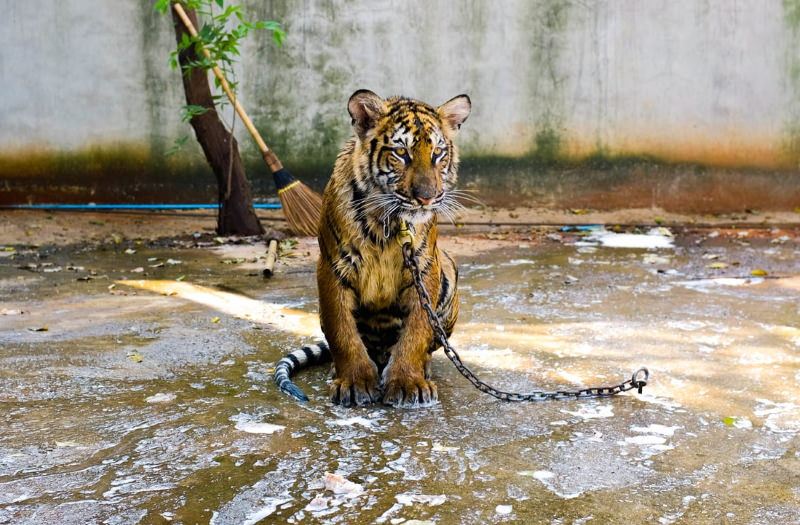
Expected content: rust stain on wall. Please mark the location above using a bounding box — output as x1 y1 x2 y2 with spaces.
2 139 799 213
568 134 796 171
0 145 212 205
466 129 797 171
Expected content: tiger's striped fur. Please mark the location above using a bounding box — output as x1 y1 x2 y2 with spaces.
273 342 330 401
274 90 470 407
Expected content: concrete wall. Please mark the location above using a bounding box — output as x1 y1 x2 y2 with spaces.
2 0 799 210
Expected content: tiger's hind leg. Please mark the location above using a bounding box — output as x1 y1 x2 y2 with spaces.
434 249 459 343
424 249 458 379
418 249 459 380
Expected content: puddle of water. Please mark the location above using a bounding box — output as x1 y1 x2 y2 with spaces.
0 233 798 524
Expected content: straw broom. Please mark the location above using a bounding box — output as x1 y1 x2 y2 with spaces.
173 3 322 236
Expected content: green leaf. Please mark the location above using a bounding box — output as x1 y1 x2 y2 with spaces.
273 28 286 47
272 29 285 47
153 0 171 14
165 135 190 156
198 23 214 41
181 104 210 122
157 0 286 118
257 20 282 31
213 5 241 23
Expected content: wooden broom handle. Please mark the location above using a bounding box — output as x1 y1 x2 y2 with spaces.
172 2 283 172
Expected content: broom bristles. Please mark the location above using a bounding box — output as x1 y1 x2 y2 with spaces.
278 180 323 236
272 167 323 236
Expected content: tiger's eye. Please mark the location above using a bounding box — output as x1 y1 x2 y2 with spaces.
433 147 443 155
395 147 407 157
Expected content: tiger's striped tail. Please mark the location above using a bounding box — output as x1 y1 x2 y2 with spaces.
273 341 331 402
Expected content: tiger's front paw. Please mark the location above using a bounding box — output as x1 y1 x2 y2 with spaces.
330 361 381 407
382 374 438 407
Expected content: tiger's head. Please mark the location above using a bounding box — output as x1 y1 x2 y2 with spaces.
347 90 471 225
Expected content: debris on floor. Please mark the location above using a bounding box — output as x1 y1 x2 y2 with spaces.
0 221 798 524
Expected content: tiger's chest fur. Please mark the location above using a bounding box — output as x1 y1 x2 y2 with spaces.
351 240 405 308
319 158 439 363
351 238 426 359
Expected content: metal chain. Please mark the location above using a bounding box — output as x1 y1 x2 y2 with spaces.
400 241 649 401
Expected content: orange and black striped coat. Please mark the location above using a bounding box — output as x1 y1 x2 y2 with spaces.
274 90 471 407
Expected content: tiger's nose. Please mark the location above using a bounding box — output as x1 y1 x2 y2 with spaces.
412 186 436 206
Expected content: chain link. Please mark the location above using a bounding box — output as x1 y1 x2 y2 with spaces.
401 241 649 401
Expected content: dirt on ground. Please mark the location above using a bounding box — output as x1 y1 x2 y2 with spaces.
1 209 799 524
2 206 799 248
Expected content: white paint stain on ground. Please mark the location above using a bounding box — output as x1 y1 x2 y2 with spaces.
304 495 329 513
323 472 363 496
625 435 667 446
631 424 681 436
327 416 379 429
726 416 753 429
677 277 765 292
518 470 583 499
562 404 614 420
754 399 800 434
231 413 285 434
431 443 459 453
144 392 176 403
621 425 677 457
579 228 675 249
501 259 537 266
211 497 292 525
375 493 446 524
637 394 682 411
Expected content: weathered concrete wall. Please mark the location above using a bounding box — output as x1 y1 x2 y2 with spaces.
1 0 800 210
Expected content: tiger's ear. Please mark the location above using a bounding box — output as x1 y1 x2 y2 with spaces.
348 90 385 140
437 94 471 134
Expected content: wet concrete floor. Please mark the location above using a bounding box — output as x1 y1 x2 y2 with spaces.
0 227 799 524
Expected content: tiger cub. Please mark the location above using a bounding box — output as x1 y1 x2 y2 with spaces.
274 90 471 407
